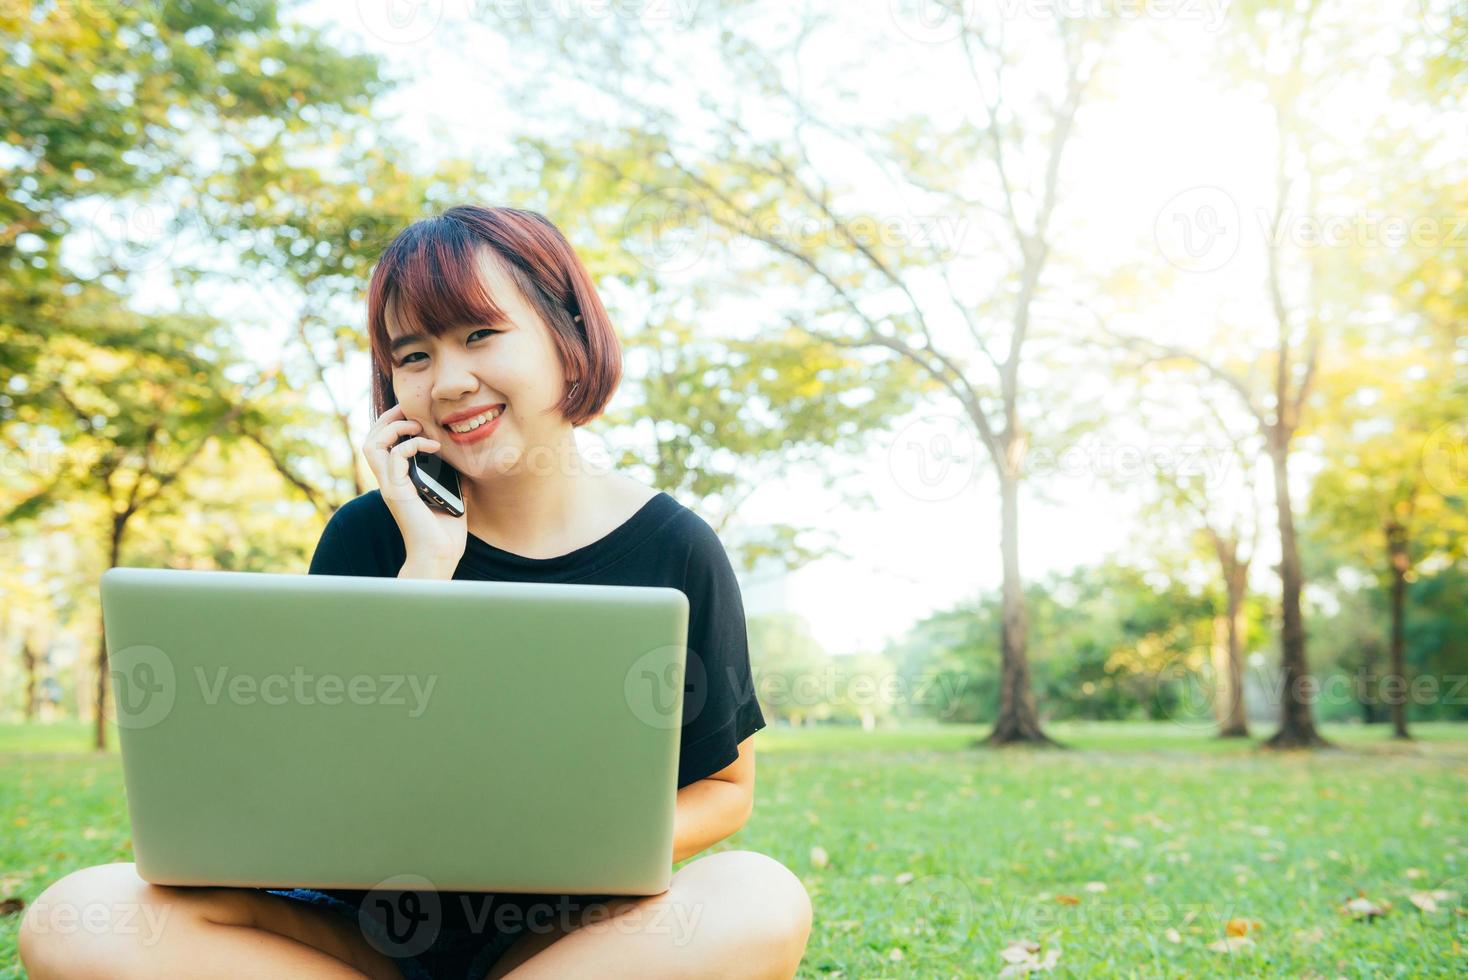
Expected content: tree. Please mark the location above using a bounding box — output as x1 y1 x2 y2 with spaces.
5 314 273 748
483 2 1119 744
747 612 831 727
1100 0 1401 748
1129 390 1265 738
2 2 397 741
1 1 381 362
1309 341 1467 738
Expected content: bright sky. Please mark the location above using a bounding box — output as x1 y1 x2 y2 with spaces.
174 0 1424 657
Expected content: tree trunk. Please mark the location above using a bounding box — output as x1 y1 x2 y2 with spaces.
1214 567 1250 738
985 470 1054 745
1386 521 1411 740
22 637 39 722
95 512 128 751
1357 640 1381 724
1263 439 1330 748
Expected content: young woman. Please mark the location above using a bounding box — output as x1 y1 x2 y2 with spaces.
20 206 813 979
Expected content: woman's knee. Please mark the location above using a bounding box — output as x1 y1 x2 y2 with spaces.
677 850 813 970
18 862 233 979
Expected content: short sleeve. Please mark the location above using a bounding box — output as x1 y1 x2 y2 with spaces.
675 520 767 788
307 507 358 576
306 494 400 577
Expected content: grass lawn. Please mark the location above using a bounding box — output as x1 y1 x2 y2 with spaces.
2 720 1465 977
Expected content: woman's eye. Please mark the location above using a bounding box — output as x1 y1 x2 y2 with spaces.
395 330 497 367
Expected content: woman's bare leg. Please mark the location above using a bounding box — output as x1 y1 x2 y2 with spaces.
483 850 812 980
18 863 403 980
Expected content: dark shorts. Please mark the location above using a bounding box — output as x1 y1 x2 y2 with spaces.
263 886 622 980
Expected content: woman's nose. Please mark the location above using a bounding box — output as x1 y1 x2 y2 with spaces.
430 351 480 400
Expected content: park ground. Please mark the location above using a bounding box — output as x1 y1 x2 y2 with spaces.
2 721 1465 977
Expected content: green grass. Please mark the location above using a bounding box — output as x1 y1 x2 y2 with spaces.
3 721 1466 977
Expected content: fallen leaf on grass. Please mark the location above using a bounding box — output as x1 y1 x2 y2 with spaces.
894 872 915 885
1164 928 1182 944
1001 940 1040 963
809 846 829 869
1206 936 1255 954
0 897 25 917
1408 889 1457 913
1055 895 1081 906
1225 918 1262 937
1409 891 1439 913
998 938 1060 976
1342 896 1389 920
1083 881 1107 893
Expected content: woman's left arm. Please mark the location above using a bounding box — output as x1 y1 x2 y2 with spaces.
671 735 756 864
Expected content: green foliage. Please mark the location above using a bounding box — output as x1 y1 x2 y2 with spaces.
888 562 1251 726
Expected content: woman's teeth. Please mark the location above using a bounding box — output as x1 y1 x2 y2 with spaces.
448 407 503 433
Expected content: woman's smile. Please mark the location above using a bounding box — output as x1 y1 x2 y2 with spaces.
442 405 506 444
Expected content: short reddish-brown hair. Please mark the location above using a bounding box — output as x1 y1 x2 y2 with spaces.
365 205 621 427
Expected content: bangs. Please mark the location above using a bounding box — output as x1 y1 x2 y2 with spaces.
367 220 511 372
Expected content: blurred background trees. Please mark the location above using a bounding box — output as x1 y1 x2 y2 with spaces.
2 0 1463 747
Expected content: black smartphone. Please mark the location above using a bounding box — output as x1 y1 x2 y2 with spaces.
402 442 465 517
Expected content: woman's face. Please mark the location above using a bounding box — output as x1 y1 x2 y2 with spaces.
386 250 570 478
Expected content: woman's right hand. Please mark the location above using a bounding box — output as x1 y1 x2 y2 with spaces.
362 403 468 574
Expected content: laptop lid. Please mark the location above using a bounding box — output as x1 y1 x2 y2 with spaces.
99 567 689 896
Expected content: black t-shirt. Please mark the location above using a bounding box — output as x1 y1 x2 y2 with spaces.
306 488 766 790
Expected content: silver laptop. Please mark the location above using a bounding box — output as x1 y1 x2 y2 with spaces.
99 567 690 896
